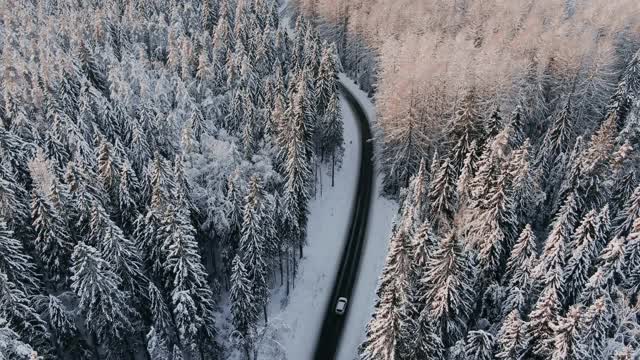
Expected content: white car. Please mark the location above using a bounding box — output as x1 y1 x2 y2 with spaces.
335 297 348 315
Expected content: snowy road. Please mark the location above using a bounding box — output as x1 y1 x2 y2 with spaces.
312 81 375 359
266 75 397 360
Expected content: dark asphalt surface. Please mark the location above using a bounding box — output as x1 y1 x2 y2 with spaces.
312 81 374 360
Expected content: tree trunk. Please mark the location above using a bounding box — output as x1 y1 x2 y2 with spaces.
264 304 268 324
331 151 336 187
279 249 284 286
299 237 303 259
292 248 297 289
286 248 290 297
92 334 102 360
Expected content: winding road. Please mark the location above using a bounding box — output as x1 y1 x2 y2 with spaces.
313 81 375 360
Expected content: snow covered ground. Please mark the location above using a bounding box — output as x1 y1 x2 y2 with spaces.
263 74 397 360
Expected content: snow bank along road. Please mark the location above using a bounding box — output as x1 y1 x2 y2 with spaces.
312 81 375 360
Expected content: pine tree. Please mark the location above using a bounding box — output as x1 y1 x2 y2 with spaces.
542 98 575 162
474 166 518 280
230 255 256 357
421 233 475 346
577 297 612 360
508 139 542 224
411 219 439 273
535 192 578 297
146 326 171 360
281 84 313 258
359 280 406 360
33 294 85 358
97 138 119 198
623 217 640 296
90 203 147 300
457 140 479 207
0 270 52 357
0 315 39 359
147 282 175 345
31 190 73 288
0 219 39 295
464 330 495 360
613 184 640 239
0 161 31 241
117 159 140 234
316 43 339 119
428 157 457 232
360 212 413 360
549 305 586 360
322 90 345 187
505 224 538 291
563 210 600 305
239 175 272 323
412 313 444 360
525 284 561 358
496 310 525 360
448 90 486 172
486 105 503 139
161 203 217 355
580 236 625 305
241 92 259 159
71 242 134 351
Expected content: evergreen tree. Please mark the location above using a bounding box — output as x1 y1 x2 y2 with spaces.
542 98 575 163
412 314 444 360
117 159 140 234
147 282 175 346
448 90 485 172
230 255 256 357
281 85 313 258
172 345 185 360
322 90 345 187
457 140 479 206
411 219 439 273
360 212 413 360
613 184 640 239
0 270 53 357
239 176 272 323
31 190 73 288
0 219 39 295
464 330 495 360
161 203 217 356
623 217 640 296
496 310 525 360
577 297 612 360
421 233 475 346
535 192 578 297
97 138 119 199
428 157 457 232
0 316 38 359
316 43 339 119
525 284 561 358
33 294 88 359
0 161 31 240
71 242 135 353
90 203 147 300
146 326 171 360
505 224 538 290
563 210 600 305
581 236 625 305
549 305 586 360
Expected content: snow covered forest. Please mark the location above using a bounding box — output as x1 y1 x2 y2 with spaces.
292 0 640 359
0 0 345 358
